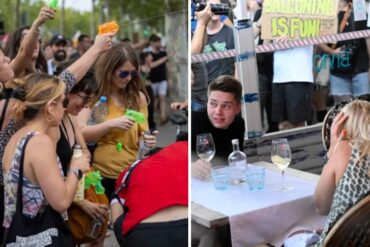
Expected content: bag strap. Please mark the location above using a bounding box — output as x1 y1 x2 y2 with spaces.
112 159 142 209
15 133 35 213
0 98 10 130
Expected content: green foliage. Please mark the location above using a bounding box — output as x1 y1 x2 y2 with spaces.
0 0 185 39
0 0 90 39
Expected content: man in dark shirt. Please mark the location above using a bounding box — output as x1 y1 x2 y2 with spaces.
191 75 245 179
148 34 170 125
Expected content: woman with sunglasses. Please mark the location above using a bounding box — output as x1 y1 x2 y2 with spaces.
77 43 158 202
2 74 90 243
51 63 109 246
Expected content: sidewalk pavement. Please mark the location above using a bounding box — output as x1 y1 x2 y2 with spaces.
95 119 188 246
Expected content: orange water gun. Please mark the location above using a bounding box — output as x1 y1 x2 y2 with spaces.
98 21 119 35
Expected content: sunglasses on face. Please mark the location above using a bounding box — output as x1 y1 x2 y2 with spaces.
118 70 138 79
76 93 92 105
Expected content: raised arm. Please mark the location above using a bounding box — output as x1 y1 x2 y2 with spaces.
191 3 211 54
10 6 55 76
60 33 115 93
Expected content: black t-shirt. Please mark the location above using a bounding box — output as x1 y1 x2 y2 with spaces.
203 25 235 84
148 51 167 83
191 111 245 159
331 11 369 76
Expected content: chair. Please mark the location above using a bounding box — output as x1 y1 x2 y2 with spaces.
322 194 370 247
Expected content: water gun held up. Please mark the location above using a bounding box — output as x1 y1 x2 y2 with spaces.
98 21 119 35
47 0 59 9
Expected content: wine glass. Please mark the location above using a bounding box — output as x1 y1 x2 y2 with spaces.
271 138 292 191
196 133 216 163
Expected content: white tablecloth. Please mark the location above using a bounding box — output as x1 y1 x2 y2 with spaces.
192 168 326 247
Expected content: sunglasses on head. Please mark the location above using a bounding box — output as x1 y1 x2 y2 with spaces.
118 70 138 79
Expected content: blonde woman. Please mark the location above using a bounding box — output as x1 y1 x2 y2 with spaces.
2 74 90 241
314 100 370 245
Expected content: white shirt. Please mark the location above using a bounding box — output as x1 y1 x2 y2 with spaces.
273 45 314 83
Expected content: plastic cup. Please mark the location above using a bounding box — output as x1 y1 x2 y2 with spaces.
246 166 265 191
211 166 230 190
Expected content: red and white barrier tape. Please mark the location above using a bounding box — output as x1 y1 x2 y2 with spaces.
191 29 370 63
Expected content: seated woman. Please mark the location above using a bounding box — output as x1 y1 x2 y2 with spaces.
110 141 188 247
2 73 90 243
313 99 370 246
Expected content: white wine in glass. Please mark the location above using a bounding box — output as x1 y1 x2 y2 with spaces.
196 133 216 163
271 138 292 191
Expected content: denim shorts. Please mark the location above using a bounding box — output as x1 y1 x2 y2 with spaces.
330 72 370 97
151 80 168 96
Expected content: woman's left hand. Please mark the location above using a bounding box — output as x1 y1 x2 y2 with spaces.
79 200 109 220
142 130 159 148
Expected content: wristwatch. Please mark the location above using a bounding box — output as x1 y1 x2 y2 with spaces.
70 168 83 180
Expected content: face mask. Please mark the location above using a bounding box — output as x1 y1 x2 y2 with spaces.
54 50 67 62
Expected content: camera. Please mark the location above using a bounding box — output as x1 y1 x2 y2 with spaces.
193 1 230 16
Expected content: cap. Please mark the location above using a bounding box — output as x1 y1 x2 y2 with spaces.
232 139 239 145
50 34 67 46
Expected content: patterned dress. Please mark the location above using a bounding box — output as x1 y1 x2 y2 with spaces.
3 131 64 228
315 148 370 246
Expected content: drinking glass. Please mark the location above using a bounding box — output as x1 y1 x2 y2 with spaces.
271 138 292 191
196 133 216 163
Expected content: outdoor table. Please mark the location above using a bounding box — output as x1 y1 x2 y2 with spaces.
192 161 327 247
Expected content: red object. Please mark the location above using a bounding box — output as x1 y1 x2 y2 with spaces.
115 141 188 235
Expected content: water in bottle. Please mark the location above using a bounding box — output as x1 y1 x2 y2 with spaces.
72 144 85 202
87 218 103 239
228 139 248 185
89 96 108 124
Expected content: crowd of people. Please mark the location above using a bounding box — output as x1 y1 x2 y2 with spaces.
0 4 187 247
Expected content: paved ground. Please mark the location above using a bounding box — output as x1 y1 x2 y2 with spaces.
94 115 188 247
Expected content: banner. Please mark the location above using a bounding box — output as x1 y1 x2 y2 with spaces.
261 0 339 40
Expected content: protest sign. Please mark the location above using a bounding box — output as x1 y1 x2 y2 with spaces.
261 0 339 40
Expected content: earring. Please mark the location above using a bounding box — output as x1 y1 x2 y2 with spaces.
0 82 3 94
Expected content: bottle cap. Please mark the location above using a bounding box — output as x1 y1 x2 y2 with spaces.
73 144 82 149
100 96 107 103
232 139 239 145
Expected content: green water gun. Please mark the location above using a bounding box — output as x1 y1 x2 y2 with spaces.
84 171 105 194
47 0 59 8
124 109 145 124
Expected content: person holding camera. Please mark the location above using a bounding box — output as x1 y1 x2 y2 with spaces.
319 0 370 104
202 0 235 84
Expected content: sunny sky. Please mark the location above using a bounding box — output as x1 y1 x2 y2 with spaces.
32 0 93 12
64 0 93 12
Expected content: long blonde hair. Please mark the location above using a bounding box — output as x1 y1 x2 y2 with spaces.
12 73 65 121
94 43 148 110
341 100 370 158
